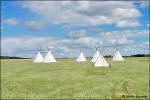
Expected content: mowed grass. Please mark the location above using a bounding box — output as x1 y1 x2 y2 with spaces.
1 57 149 99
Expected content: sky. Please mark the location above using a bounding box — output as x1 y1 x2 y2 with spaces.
1 1 149 58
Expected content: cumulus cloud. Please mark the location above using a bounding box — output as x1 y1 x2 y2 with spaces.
1 1 149 58
147 22 150 28
2 28 148 58
68 30 86 38
23 21 45 31
1 35 106 58
67 28 104 39
112 8 142 19
1 36 55 57
3 18 19 26
116 19 141 28
2 36 148 58
129 41 149 55
138 1 150 8
22 1 142 28
99 29 149 38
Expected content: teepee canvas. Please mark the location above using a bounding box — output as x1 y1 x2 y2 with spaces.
43 48 56 63
91 47 100 63
94 51 109 67
34 51 43 63
112 49 124 61
76 50 86 62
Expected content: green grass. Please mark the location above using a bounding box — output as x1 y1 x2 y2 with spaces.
1 57 149 99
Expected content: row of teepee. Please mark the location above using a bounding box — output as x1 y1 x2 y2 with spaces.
34 48 56 63
76 47 124 67
33 46 124 67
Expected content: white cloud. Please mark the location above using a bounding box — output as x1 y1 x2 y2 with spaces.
2 28 149 58
138 1 150 8
67 29 149 48
68 30 86 38
0 35 103 58
1 35 148 58
147 23 150 28
99 29 149 38
22 1 142 28
130 41 149 55
23 21 45 31
1 36 54 57
3 18 19 26
112 8 142 19
0 35 131 58
1 35 105 58
116 19 141 28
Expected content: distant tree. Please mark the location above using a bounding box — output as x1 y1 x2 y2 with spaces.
104 55 112 58
131 54 150 57
0 56 30 59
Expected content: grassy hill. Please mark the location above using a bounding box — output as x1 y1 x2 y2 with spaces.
1 57 149 99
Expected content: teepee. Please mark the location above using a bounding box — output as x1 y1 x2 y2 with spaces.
112 49 124 61
91 46 100 63
94 50 109 67
43 47 56 63
76 50 86 62
34 51 43 63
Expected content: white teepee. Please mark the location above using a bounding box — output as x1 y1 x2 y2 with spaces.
76 50 86 62
43 47 56 63
91 46 100 63
94 51 109 67
34 51 43 63
112 49 124 61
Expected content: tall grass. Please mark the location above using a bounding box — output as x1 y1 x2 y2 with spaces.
1 57 149 99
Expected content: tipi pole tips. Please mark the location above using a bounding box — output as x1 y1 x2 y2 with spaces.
47 46 50 51
39 46 42 51
38 48 40 52
80 48 83 52
94 45 99 51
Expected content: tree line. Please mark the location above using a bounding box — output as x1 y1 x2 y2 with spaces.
0 54 149 59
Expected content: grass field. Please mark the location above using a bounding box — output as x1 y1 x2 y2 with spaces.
1 57 149 99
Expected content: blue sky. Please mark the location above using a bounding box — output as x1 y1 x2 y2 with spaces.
1 1 149 58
